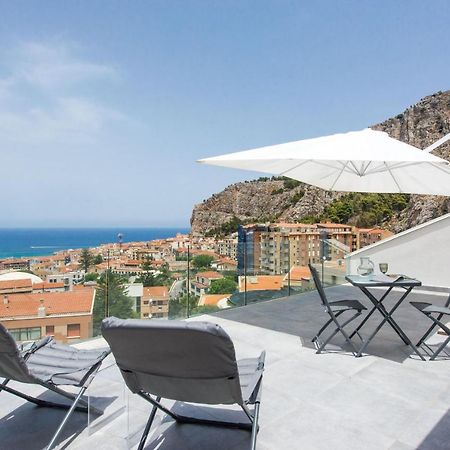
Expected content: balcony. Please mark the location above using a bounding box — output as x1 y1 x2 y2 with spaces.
2 214 450 449
1 284 450 449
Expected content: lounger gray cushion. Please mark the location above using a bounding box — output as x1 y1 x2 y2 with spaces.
26 341 110 386
0 323 109 387
102 317 261 405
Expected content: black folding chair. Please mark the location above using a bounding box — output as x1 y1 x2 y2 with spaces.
411 293 450 360
308 264 366 355
102 317 265 450
0 324 110 449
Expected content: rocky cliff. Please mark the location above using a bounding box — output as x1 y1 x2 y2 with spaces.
191 90 450 235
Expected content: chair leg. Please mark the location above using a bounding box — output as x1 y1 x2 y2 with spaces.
430 335 450 361
47 386 87 450
0 382 89 413
250 402 260 450
312 311 344 342
137 397 161 450
44 383 103 416
316 312 361 355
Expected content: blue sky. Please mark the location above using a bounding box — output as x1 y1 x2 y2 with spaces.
0 1 449 227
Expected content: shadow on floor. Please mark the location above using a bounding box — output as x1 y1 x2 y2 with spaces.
418 408 450 449
0 389 117 450
215 285 448 363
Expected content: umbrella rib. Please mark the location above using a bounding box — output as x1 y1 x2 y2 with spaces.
329 161 349 190
365 161 419 175
279 159 311 176
349 161 361 175
384 162 403 192
427 161 450 175
361 161 372 175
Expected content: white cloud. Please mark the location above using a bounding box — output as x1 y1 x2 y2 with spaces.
14 41 118 89
0 97 126 143
0 40 126 144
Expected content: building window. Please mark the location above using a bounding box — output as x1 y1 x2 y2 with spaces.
143 300 149 305
46 325 55 336
67 324 81 338
9 327 41 342
143 313 149 318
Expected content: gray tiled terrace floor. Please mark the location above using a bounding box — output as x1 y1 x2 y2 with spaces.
1 284 450 449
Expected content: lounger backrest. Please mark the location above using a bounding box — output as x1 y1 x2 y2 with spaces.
308 264 330 308
102 317 244 405
0 323 34 383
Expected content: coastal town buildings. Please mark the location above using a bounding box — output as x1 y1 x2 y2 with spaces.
0 221 394 343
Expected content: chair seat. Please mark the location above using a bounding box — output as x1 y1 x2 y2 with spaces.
329 299 367 312
410 301 450 316
27 341 110 386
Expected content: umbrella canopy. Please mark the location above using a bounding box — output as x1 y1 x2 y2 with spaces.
198 129 450 195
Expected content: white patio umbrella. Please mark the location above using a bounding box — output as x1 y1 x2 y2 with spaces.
198 129 450 195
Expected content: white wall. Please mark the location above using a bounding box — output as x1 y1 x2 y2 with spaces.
345 213 450 289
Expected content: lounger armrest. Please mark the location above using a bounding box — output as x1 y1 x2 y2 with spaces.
20 336 53 358
242 350 265 404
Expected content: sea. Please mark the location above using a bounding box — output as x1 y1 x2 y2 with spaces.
0 228 190 259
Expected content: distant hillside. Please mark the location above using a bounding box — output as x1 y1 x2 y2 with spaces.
191 90 450 235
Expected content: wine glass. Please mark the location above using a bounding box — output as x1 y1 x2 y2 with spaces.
379 263 388 274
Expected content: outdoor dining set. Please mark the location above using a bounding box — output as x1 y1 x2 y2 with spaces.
309 263 450 362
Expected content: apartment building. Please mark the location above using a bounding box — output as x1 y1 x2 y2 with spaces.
216 237 238 260
141 286 169 319
0 289 95 343
0 258 30 271
46 271 84 287
238 222 392 275
356 228 393 248
189 271 224 296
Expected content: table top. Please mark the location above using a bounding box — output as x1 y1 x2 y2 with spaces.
345 274 422 287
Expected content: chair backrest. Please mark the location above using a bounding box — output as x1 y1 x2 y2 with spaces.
101 317 244 405
308 264 330 308
0 323 34 383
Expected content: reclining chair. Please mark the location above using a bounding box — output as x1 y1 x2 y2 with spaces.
102 317 265 450
0 324 110 449
411 293 450 360
309 264 366 355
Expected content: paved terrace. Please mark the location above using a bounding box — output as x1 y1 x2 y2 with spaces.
1 285 450 449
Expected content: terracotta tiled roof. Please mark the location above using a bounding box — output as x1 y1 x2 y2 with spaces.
0 279 32 290
143 286 168 298
0 290 94 319
32 282 66 290
317 223 352 228
285 266 311 281
196 271 223 279
239 275 284 292
199 294 229 306
0 258 29 264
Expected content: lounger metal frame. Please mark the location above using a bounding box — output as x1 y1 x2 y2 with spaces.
136 384 262 450
0 336 109 450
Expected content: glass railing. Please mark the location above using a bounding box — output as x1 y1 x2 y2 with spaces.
0 233 354 347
